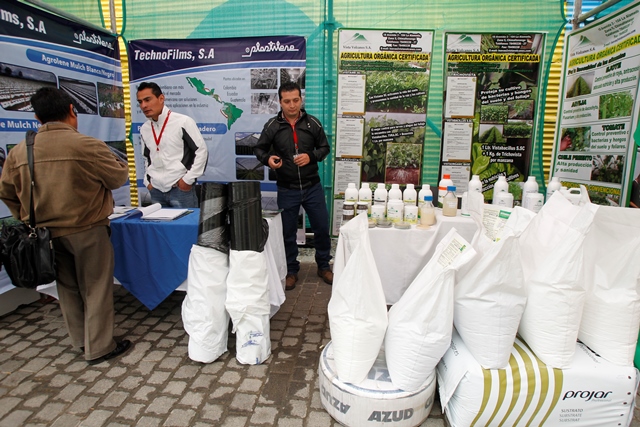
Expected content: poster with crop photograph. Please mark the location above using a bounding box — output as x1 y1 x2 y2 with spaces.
442 32 545 202
552 1 640 207
331 29 434 235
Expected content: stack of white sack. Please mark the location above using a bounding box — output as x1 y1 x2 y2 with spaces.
182 184 230 363
516 190 597 368
328 213 388 384
453 203 531 369
225 182 271 365
226 249 271 365
578 204 640 366
182 245 230 363
385 229 476 391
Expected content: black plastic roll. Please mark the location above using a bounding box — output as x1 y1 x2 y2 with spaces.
197 182 229 253
228 181 269 252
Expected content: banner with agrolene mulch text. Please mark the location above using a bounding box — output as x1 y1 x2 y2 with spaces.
552 0 640 207
0 0 126 217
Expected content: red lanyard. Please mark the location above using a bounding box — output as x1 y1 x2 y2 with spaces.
152 110 171 151
289 120 299 153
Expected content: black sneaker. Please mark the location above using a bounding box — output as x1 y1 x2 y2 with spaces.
87 340 132 365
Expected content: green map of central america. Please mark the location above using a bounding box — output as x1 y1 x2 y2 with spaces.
187 77 244 129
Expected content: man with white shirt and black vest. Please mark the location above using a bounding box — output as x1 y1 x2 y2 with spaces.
137 82 208 208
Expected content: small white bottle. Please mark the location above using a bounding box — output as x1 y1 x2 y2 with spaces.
388 183 402 201
468 174 482 193
438 174 454 208
420 195 436 226
358 183 373 214
546 177 562 201
403 183 417 206
522 176 539 209
442 186 458 217
345 183 358 203
374 183 388 207
492 175 509 205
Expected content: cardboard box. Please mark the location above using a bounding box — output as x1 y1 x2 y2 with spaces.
437 330 639 426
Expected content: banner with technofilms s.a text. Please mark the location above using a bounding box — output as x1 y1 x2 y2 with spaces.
553 0 640 207
0 0 126 217
128 36 306 197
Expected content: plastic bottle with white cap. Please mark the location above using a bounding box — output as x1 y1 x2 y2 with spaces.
546 177 562 202
358 183 372 215
388 183 402 201
403 183 417 206
345 183 358 203
492 175 509 205
522 176 539 209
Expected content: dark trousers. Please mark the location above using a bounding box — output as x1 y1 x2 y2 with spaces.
277 182 332 275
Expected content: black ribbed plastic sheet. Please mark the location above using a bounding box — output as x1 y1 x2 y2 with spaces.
197 182 229 253
228 181 268 252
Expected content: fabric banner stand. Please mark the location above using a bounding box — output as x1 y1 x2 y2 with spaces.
330 29 435 236
440 32 546 204
0 0 126 294
552 0 640 207
127 36 306 200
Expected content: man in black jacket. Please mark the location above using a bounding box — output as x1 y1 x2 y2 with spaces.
254 82 332 290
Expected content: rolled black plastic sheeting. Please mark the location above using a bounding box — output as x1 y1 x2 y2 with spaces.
197 182 229 254
228 181 269 252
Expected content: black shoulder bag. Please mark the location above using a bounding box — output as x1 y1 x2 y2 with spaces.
0 130 56 288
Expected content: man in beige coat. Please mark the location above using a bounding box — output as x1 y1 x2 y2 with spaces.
0 87 131 365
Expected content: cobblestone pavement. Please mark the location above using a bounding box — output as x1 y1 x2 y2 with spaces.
1 259 639 426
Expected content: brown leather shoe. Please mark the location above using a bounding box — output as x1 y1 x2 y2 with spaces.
317 269 333 285
285 274 298 291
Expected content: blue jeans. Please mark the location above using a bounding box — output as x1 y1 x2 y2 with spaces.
278 182 331 275
149 186 198 208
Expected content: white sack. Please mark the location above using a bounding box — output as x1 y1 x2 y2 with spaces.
226 250 271 365
579 205 640 366
328 213 388 385
385 229 476 391
454 234 526 369
333 212 370 286
517 193 597 368
182 245 229 363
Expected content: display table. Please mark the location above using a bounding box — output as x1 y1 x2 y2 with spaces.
334 212 477 305
110 209 287 313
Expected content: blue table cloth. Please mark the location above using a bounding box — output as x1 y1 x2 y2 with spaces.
110 209 199 310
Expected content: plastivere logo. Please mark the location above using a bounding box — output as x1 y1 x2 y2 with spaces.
342 32 371 50
73 30 114 50
447 34 481 52
242 40 299 58
570 35 596 57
